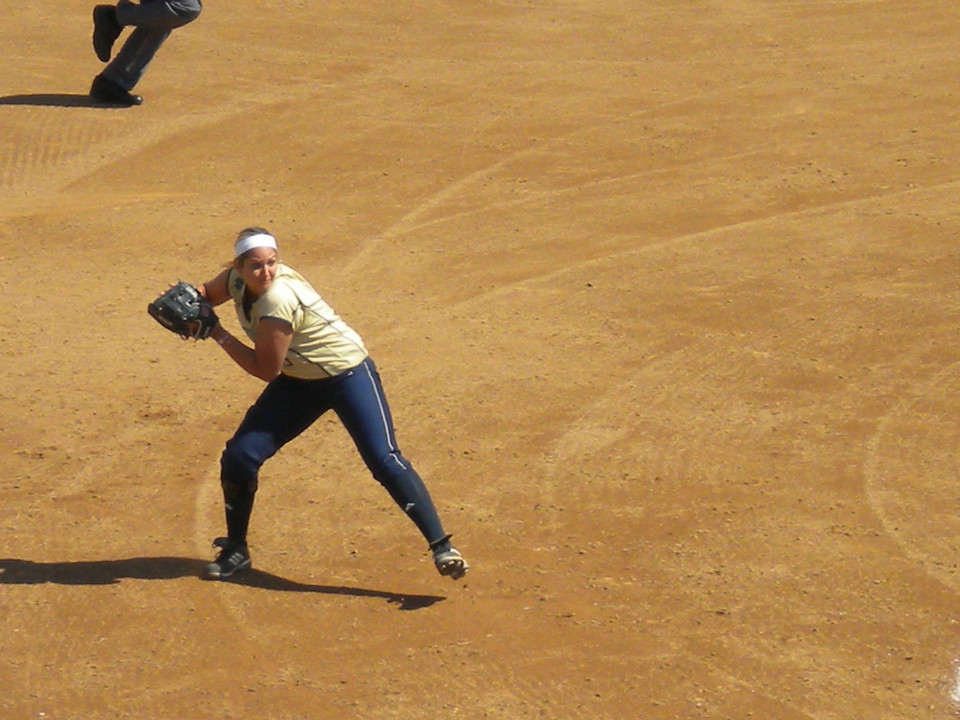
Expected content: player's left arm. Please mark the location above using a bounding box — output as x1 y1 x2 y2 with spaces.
198 269 233 307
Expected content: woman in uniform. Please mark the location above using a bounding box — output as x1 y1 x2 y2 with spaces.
195 227 469 582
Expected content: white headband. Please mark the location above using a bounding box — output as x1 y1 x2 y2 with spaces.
234 232 278 258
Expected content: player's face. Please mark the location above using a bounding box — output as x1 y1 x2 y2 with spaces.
240 247 278 297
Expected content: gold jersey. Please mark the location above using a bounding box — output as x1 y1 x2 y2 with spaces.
227 264 368 379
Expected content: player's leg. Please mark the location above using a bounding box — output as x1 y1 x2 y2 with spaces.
116 0 203 30
331 358 468 579
92 0 201 64
90 0 202 105
91 27 170 105
205 376 328 579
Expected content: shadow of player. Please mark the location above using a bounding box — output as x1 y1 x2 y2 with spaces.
0 557 445 610
0 93 124 108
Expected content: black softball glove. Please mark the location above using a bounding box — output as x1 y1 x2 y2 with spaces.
148 281 219 340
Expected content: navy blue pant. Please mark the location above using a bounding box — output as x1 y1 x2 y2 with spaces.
219 358 450 550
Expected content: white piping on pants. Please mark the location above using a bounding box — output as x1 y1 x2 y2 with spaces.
361 361 409 471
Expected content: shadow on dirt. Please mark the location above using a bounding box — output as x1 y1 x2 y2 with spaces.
229 569 445 609
0 557 444 610
0 93 124 108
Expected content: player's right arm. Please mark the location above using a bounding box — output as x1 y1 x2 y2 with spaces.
210 317 291 382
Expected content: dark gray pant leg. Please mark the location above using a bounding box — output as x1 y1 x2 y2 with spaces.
102 28 171 90
103 0 201 90
116 0 202 28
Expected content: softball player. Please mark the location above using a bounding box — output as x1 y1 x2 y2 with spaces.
90 0 202 106
195 227 469 581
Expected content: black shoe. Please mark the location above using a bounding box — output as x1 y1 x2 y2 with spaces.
89 74 142 107
92 5 122 62
203 537 252 580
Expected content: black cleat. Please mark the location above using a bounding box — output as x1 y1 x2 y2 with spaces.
89 74 142 107
92 5 122 62
203 537 252 580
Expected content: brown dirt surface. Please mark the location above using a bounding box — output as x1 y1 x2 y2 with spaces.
3 1 960 718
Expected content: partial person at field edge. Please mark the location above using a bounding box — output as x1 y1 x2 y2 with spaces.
89 0 202 106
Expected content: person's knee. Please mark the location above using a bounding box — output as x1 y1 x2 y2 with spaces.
116 0 201 28
220 439 263 489
366 451 409 484
175 4 202 25
160 1 203 28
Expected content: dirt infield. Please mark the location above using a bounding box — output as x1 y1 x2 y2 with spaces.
3 1 960 718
